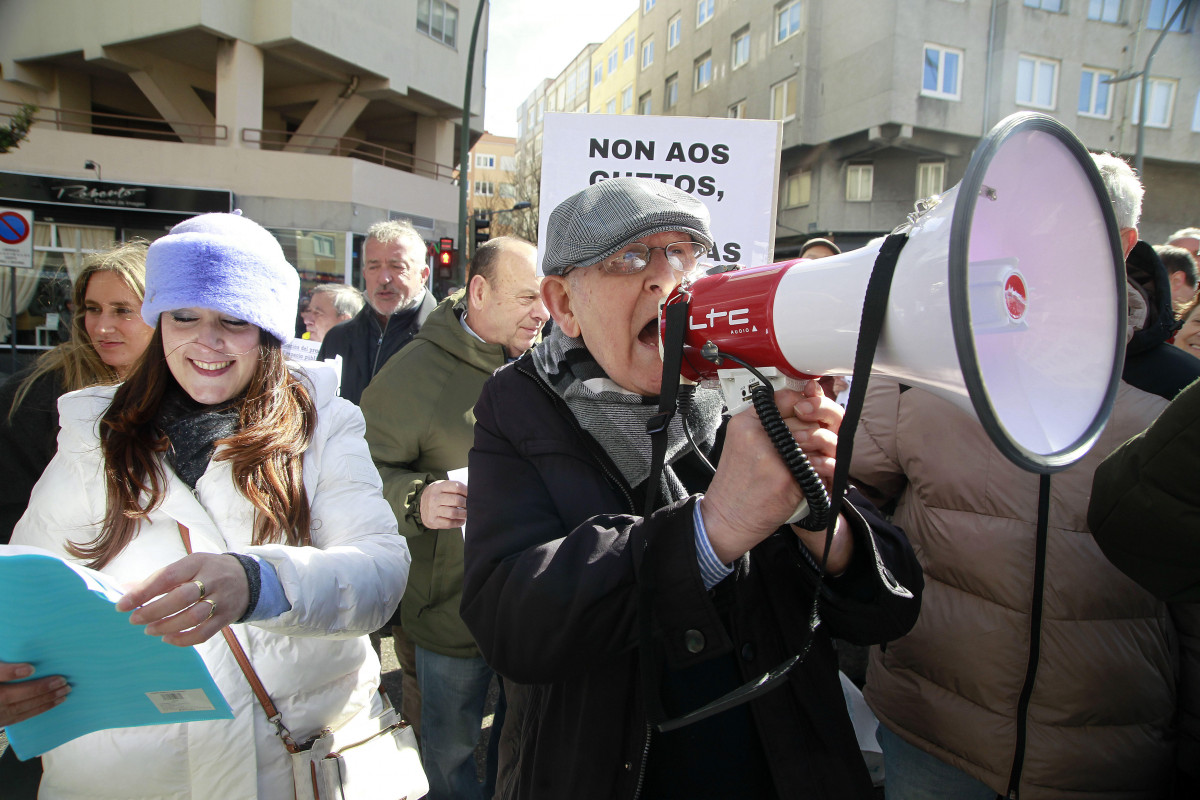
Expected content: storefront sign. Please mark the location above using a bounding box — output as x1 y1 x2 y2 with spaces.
0 171 230 215
538 114 782 273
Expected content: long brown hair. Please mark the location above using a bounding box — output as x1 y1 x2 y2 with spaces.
70 328 317 568
9 241 148 419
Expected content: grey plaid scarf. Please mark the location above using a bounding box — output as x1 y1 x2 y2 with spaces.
531 325 723 503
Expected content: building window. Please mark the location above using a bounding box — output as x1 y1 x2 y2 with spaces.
1193 90 1200 132
499 183 517 199
922 44 962 100
642 37 655 69
608 48 618 73
1088 0 1121 21
1023 0 1062 11
783 168 811 207
416 0 458 47
624 32 636 61
475 154 495 169
776 0 802 43
645 0 656 11
1016 55 1058 109
669 14 682 49
666 73 679 109
473 181 494 196
1078 67 1115 118
639 92 653 115
917 162 946 199
1132 78 1177 127
1147 0 1188 31
771 77 797 121
728 99 747 118
500 156 516 171
622 85 634 112
594 64 603 86
695 53 713 90
732 29 751 70
697 0 715 28
312 234 336 259
606 98 617 114
846 164 873 202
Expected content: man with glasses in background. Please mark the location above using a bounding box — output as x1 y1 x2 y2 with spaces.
459 177 922 800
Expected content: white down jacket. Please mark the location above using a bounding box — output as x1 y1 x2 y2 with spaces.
12 364 410 800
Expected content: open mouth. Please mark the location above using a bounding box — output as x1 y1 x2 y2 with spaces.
637 317 659 347
193 360 233 372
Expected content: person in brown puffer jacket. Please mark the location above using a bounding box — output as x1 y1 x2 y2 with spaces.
851 152 1197 800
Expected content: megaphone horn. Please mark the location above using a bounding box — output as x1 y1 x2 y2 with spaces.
664 112 1125 474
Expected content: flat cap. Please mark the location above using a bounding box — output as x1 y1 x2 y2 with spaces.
542 177 714 276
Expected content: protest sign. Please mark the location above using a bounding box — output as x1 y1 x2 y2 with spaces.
538 113 781 273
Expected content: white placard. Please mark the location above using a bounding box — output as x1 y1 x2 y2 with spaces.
537 114 782 274
0 207 35 270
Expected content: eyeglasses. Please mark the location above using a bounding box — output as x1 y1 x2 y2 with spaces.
565 241 709 277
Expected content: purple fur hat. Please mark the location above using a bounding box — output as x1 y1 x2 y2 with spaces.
142 211 299 343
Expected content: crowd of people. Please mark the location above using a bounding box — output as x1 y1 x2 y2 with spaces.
0 153 1196 800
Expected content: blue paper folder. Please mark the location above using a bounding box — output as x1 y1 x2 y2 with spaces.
0 545 233 759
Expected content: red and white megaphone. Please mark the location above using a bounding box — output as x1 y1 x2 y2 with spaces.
662 112 1126 474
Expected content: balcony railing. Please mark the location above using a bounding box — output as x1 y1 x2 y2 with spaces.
242 128 457 184
0 101 457 184
1 99 228 144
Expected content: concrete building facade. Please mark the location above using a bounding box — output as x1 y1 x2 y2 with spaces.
0 0 487 352
518 0 1199 257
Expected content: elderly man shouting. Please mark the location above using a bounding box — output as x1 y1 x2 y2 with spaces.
460 178 922 800
362 237 545 800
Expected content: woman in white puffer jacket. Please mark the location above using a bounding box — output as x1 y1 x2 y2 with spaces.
1 212 410 799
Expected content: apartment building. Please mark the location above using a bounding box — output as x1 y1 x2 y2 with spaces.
0 0 486 353
591 13 642 116
466 132 523 231
519 0 1199 256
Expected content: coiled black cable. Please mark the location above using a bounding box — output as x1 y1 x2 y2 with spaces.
712 353 831 532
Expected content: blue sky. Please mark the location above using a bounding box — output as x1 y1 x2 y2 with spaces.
482 0 638 137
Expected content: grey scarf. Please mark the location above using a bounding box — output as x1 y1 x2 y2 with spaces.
531 325 723 503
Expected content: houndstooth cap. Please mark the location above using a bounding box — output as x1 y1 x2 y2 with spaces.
542 178 714 276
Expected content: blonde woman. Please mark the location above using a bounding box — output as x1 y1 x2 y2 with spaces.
1 241 153 543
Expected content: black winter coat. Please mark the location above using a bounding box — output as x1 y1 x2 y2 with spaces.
461 354 923 800
0 368 63 543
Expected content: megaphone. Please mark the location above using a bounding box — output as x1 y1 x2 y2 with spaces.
663 112 1126 474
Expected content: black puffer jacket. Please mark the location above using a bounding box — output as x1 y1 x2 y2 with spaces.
461 354 923 800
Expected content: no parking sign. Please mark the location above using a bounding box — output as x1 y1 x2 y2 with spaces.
0 207 34 270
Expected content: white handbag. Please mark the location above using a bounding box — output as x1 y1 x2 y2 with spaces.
289 699 428 800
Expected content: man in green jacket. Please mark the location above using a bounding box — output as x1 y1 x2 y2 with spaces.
362 236 544 800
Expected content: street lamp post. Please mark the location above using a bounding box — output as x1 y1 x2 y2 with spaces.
457 0 487 288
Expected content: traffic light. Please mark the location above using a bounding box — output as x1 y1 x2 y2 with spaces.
473 215 490 248
436 237 456 279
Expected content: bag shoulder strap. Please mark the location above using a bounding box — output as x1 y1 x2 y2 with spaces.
177 522 300 753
